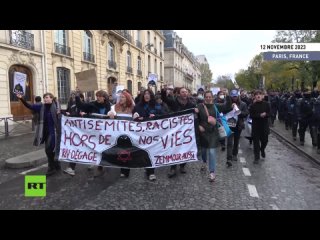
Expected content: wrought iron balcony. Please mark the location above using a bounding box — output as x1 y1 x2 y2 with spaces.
54 43 71 56
127 66 133 73
137 69 142 76
108 60 117 69
10 30 34 50
83 52 95 62
154 48 157 54
136 40 142 49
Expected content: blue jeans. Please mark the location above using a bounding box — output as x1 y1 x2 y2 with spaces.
202 147 216 173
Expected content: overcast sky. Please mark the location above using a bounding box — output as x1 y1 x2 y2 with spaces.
175 30 277 82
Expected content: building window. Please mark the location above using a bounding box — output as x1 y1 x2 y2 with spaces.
127 51 132 73
138 82 142 91
154 59 157 74
136 30 142 49
108 42 116 69
137 56 142 76
56 30 66 46
147 31 151 45
57 67 70 105
154 37 157 54
127 80 132 94
148 55 151 74
108 42 115 62
83 30 92 54
160 62 162 76
54 30 70 56
127 51 132 68
83 30 94 62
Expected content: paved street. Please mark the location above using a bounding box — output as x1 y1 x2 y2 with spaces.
1 128 320 210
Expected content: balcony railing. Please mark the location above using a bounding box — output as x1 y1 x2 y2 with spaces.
136 40 142 49
154 48 157 54
127 66 133 73
83 52 95 62
54 43 71 56
10 30 34 50
137 69 142 76
108 60 117 69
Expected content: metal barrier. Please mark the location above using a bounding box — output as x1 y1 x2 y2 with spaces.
0 116 34 137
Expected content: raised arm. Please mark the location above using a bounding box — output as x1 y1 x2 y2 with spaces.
16 93 41 112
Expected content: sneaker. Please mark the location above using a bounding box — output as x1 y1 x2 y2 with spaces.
149 174 156 181
63 167 75 176
226 161 232 167
168 169 177 178
209 172 216 182
261 149 266 158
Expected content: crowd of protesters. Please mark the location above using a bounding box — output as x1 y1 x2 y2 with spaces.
17 81 320 183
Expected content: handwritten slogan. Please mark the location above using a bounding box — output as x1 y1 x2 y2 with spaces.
58 112 198 168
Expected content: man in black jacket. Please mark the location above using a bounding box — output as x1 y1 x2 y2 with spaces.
161 87 197 177
75 90 111 177
249 90 270 163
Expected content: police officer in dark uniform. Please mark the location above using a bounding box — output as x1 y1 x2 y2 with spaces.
291 91 302 142
298 90 315 146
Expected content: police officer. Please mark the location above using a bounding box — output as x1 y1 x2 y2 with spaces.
298 90 315 146
291 91 302 142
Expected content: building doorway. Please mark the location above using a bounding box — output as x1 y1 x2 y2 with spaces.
9 65 33 119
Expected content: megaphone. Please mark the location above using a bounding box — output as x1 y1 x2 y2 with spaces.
233 104 241 115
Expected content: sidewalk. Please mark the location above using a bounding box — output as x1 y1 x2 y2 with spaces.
271 119 320 165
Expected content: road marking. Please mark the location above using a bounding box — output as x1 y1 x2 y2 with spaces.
240 157 246 163
19 164 48 175
242 168 251 176
247 184 259 198
270 204 279 210
238 149 243 154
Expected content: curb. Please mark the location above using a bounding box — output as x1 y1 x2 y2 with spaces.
270 128 320 166
5 150 46 169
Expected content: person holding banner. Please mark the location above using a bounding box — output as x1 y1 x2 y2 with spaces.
107 91 138 179
132 89 158 181
161 87 197 178
75 90 111 177
16 92 61 176
63 91 85 176
198 90 232 181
